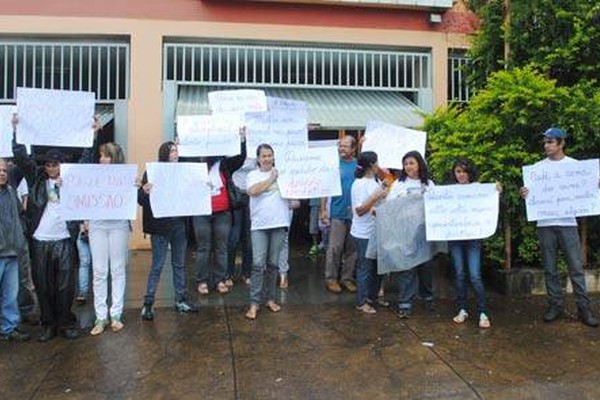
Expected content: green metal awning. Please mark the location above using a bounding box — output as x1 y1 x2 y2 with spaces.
176 86 423 129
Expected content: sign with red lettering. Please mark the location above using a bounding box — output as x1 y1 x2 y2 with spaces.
59 164 138 220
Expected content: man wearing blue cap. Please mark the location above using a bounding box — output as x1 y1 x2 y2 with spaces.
520 127 598 327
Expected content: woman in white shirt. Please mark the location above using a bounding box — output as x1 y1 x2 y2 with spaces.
89 143 131 335
350 151 387 314
388 151 435 319
245 144 289 320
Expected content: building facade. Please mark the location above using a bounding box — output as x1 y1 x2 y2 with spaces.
0 0 476 248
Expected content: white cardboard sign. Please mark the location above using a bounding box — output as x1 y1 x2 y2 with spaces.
362 120 427 170
177 114 242 157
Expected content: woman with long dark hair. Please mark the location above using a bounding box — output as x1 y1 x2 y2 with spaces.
350 151 387 314
388 151 435 318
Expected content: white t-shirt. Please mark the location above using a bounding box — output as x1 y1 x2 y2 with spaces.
17 178 28 201
33 179 70 241
350 177 382 239
247 169 290 230
535 156 578 227
388 177 435 200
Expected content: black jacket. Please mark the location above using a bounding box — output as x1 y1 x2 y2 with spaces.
0 185 26 258
137 171 186 236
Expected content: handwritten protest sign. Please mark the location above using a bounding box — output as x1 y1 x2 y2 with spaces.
59 164 138 220
277 146 341 199
245 97 308 156
424 183 499 241
0 105 17 157
208 89 267 114
17 88 95 148
177 113 242 157
522 158 600 221
362 120 427 170
146 162 211 217
375 195 446 273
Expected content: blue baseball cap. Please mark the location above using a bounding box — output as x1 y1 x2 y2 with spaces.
542 127 567 140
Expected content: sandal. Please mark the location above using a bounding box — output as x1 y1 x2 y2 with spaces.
453 309 469 324
197 283 209 295
216 282 230 294
266 301 281 313
245 305 258 320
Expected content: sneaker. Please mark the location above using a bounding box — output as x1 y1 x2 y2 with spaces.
325 281 342 294
453 309 469 324
175 301 198 314
141 304 154 321
0 328 30 342
356 303 377 314
479 313 491 329
309 244 319 256
543 305 563 323
111 317 124 332
90 320 106 336
397 308 411 319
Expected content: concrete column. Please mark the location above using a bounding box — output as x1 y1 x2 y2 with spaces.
128 30 163 249
431 38 449 110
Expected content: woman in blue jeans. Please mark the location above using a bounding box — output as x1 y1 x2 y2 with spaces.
350 151 387 314
245 144 291 320
447 158 492 329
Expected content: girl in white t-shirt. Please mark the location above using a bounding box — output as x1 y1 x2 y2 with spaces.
388 151 435 318
245 144 289 320
350 151 387 314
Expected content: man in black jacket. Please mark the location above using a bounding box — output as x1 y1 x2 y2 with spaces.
0 158 30 342
12 117 98 341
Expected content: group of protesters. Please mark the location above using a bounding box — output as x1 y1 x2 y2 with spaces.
1 117 598 343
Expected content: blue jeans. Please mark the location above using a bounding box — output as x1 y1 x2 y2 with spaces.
76 232 92 298
353 236 381 307
193 212 231 286
0 257 19 335
397 262 434 311
449 240 486 314
250 228 286 306
144 223 188 305
228 207 252 279
538 226 590 308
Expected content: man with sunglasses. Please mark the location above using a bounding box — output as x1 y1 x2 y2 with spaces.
520 127 598 327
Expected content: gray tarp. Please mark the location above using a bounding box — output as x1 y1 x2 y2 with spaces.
370 194 447 274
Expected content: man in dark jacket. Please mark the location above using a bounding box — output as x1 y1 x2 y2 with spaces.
0 158 30 342
12 118 98 341
138 141 197 321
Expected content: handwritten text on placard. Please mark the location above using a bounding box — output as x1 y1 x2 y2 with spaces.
245 97 308 156
362 120 427 170
424 183 499 241
59 164 138 220
276 146 341 199
17 88 95 148
522 158 600 221
177 114 242 157
146 162 211 218
208 89 268 114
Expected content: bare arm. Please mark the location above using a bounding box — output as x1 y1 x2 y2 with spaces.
247 169 278 197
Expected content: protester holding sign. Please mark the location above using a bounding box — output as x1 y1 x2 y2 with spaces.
194 130 247 296
388 151 435 318
519 128 598 327
11 115 99 342
350 152 387 314
138 142 197 321
88 143 133 336
245 144 290 320
446 159 491 329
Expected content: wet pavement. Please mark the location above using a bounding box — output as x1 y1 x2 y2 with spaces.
1 247 600 400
